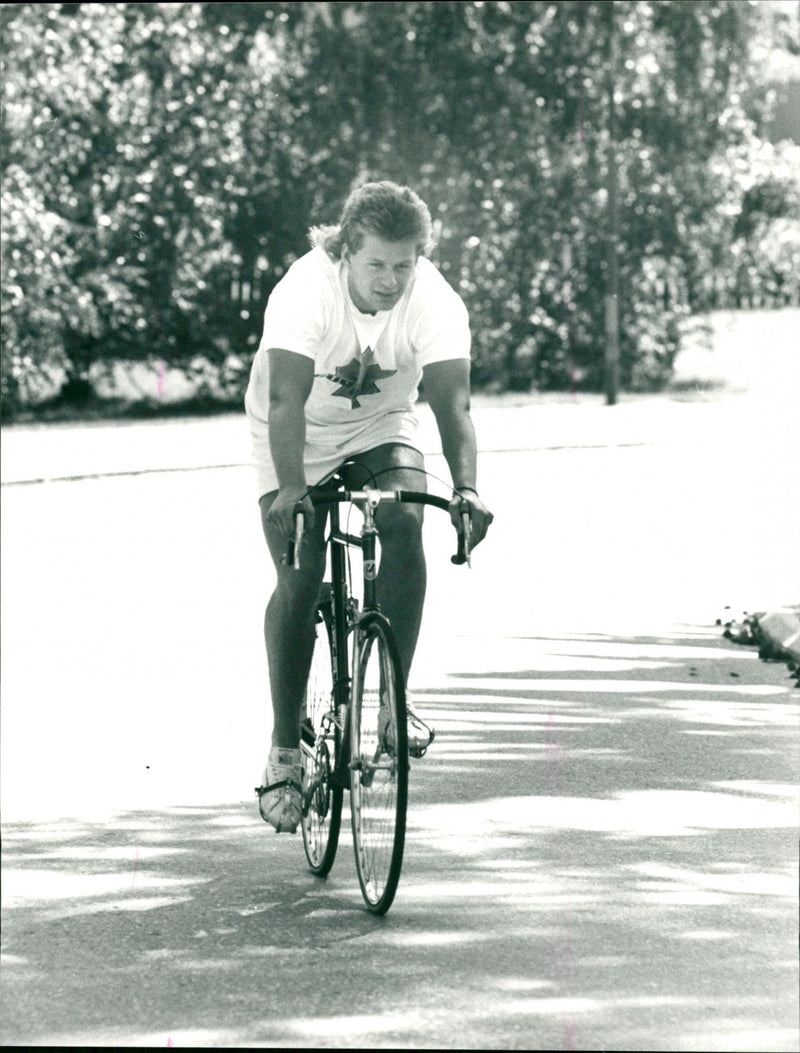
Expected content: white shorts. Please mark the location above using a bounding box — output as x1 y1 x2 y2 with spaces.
250 408 422 499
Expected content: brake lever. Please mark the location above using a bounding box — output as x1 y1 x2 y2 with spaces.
450 501 472 568
286 506 305 569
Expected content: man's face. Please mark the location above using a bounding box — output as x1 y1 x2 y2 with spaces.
343 233 418 314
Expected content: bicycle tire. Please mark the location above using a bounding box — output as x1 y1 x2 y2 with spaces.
300 593 343 876
350 612 408 915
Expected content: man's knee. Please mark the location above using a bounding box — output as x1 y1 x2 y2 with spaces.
278 545 326 595
377 503 424 550
268 536 326 619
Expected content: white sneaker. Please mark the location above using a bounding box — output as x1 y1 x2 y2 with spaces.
378 695 435 758
255 747 302 833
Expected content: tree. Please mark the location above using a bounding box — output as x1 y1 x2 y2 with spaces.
1 3 256 411
238 0 773 391
2 1 795 418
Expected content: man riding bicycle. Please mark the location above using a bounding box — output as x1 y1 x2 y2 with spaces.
245 180 493 833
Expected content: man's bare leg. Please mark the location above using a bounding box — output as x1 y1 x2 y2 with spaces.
259 492 328 750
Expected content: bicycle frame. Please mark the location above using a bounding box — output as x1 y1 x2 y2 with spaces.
295 484 468 780
323 491 395 788
327 496 354 727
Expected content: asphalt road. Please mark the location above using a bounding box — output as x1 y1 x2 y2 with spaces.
2 310 799 1049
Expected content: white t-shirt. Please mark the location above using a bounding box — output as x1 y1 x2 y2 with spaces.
245 247 470 496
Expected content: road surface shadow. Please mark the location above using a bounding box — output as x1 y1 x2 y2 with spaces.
2 630 797 1050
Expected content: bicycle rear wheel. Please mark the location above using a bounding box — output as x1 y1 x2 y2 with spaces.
350 613 408 915
300 594 343 875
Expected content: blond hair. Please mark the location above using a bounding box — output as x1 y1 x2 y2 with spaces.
309 181 433 259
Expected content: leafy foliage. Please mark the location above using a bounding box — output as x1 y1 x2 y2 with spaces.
1 3 247 411
2 0 798 418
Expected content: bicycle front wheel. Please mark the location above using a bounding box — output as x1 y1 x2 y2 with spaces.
350 613 408 915
300 594 343 876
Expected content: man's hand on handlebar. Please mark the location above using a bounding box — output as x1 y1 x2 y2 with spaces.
449 488 494 552
266 487 315 544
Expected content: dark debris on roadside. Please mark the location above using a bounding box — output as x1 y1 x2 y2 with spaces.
718 605 800 687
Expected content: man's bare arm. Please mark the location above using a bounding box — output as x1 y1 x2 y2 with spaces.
266 348 315 536
423 359 493 547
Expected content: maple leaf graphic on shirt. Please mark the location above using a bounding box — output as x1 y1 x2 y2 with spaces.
319 347 397 409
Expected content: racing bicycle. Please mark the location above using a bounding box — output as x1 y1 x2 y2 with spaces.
289 472 472 915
